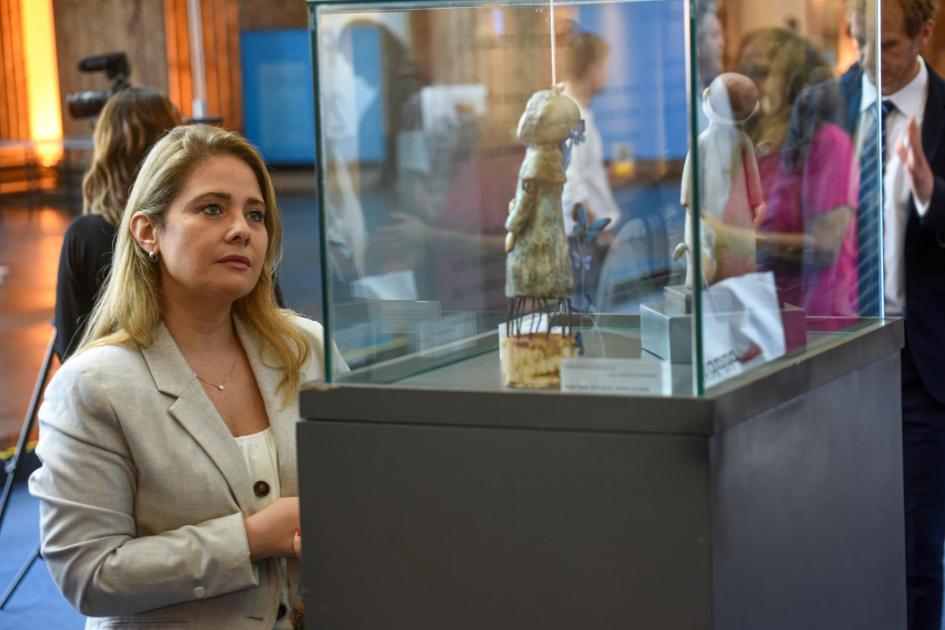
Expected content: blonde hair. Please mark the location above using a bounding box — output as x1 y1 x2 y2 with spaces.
82 87 181 227
738 29 832 152
80 125 310 404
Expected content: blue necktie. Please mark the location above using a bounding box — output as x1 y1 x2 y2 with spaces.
857 99 894 316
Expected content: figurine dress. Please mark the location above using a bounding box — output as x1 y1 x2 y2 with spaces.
678 73 764 288
505 143 574 300
680 119 763 280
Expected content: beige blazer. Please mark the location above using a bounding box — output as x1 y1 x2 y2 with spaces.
29 315 325 629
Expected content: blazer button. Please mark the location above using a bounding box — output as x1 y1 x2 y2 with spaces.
254 480 270 497
193 586 206 598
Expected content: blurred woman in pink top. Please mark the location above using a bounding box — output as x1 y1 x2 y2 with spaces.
739 28 860 319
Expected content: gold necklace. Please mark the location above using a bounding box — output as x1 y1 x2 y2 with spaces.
193 357 238 391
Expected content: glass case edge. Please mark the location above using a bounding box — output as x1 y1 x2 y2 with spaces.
873 0 885 321
686 0 705 395
309 3 334 383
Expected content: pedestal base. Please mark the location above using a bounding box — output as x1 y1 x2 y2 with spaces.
499 333 580 389
640 302 692 363
299 322 906 630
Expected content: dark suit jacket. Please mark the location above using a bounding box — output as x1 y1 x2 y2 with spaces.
838 64 863 135
903 62 945 405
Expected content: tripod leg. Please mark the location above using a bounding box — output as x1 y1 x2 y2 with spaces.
0 471 15 538
0 330 56 532
0 542 42 609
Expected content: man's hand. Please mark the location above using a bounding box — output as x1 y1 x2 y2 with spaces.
896 116 934 207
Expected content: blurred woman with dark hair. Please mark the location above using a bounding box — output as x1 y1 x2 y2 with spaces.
54 87 180 360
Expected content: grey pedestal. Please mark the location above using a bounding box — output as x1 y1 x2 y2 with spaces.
298 319 905 630
640 300 692 363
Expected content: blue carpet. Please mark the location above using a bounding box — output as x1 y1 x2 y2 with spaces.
0 480 84 628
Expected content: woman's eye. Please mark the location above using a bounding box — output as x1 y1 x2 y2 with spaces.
202 203 223 216
247 209 266 223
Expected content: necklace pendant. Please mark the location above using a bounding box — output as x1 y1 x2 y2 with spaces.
192 356 237 392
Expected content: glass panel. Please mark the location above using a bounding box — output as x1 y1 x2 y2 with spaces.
692 0 882 391
312 0 700 393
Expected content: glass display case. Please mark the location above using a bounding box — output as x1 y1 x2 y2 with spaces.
299 4 903 627
308 0 882 395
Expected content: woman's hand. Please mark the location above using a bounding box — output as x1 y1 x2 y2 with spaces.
243 497 300 561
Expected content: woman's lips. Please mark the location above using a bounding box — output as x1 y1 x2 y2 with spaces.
219 255 251 270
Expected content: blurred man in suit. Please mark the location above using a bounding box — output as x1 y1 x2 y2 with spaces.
850 1 945 627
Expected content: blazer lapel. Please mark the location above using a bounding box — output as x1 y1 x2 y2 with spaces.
922 62 945 169
142 323 255 512
235 318 298 496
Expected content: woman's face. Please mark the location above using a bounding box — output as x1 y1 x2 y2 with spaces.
154 154 269 309
877 1 929 96
738 36 773 92
737 36 780 116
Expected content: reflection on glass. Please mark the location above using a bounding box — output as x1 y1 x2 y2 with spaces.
744 28 859 318
313 1 690 389
309 0 880 394
694 0 880 389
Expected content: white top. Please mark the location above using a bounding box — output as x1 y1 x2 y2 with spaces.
234 428 292 629
562 98 622 235
859 60 930 315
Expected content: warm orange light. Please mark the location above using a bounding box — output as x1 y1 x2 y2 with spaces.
22 0 63 166
837 20 858 77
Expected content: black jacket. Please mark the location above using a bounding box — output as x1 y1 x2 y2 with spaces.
53 214 115 361
902 62 945 405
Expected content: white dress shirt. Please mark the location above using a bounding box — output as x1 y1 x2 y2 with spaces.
860 59 930 315
562 98 622 235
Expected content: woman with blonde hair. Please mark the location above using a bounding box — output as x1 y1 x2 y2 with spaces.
54 86 180 359
31 124 328 628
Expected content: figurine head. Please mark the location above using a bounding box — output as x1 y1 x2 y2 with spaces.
516 88 581 144
702 72 759 125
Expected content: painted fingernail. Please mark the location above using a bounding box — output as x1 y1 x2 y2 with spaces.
295 528 301 536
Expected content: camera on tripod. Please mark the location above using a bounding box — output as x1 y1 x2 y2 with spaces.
65 52 130 119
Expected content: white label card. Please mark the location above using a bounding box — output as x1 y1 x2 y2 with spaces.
560 358 663 396
701 272 785 388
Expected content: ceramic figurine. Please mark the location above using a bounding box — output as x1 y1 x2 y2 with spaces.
501 87 584 388
505 88 580 302
677 72 764 288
